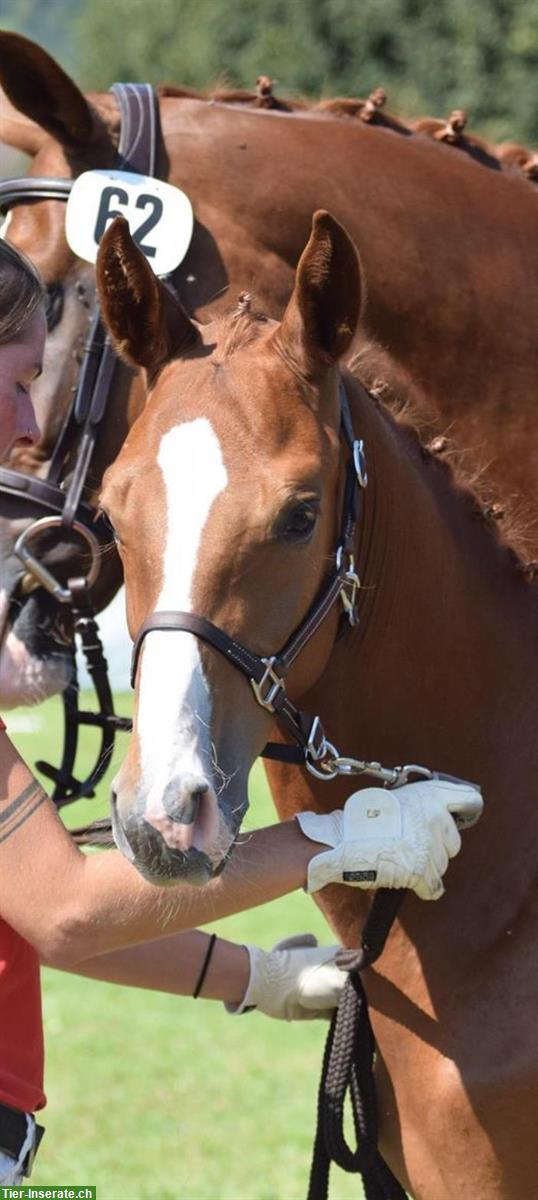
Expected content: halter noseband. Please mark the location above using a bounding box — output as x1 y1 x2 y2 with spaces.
0 83 159 803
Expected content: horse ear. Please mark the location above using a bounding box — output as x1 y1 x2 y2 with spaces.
96 217 199 374
0 32 96 150
0 89 45 156
275 210 362 377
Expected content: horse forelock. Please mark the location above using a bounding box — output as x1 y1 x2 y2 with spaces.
213 301 270 361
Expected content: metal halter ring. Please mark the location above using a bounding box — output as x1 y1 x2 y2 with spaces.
305 734 341 780
14 516 101 604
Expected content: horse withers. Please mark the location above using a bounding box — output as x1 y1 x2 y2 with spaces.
96 210 538 1198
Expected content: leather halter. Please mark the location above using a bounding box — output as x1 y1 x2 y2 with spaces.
0 82 159 803
131 382 368 774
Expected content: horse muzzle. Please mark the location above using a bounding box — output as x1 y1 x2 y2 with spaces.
110 781 234 887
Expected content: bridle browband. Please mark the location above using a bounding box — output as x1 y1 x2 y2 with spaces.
0 83 159 803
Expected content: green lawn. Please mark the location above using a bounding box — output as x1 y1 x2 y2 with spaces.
9 694 363 1200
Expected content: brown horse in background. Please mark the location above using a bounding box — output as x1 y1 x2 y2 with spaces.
94 208 538 1199
1 29 538 711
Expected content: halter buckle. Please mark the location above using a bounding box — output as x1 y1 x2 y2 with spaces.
353 439 368 488
336 546 360 626
305 715 326 761
250 657 286 712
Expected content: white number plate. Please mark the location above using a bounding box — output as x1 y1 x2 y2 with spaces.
65 169 194 276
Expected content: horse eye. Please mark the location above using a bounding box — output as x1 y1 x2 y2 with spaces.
44 282 64 332
277 501 319 543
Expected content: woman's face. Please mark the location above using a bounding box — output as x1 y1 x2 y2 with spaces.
0 306 45 461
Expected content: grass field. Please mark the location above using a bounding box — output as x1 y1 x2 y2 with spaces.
9 693 364 1200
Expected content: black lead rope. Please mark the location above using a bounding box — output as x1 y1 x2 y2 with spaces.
307 890 408 1200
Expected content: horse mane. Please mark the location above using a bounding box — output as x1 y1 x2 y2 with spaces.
357 372 538 580
157 79 538 185
211 297 537 577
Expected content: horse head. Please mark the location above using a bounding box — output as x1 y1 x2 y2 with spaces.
0 32 136 706
97 210 361 884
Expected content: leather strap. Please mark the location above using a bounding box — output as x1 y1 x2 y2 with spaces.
0 177 72 211
110 83 158 176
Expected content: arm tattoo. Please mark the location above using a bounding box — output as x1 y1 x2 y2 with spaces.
0 779 46 845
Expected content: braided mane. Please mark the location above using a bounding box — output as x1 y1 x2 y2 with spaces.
157 79 538 185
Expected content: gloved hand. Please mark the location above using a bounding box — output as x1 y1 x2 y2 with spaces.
225 933 347 1020
296 778 483 899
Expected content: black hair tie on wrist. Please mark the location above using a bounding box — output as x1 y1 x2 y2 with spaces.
193 933 218 998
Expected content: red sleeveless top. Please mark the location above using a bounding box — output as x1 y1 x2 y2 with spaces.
0 719 45 1113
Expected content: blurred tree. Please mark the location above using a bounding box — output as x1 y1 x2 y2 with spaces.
1 0 537 143
1 0 79 73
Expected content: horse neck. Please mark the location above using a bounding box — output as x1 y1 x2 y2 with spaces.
290 377 538 957
344 379 538 789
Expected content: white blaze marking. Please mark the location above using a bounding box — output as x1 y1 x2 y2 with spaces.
137 419 227 814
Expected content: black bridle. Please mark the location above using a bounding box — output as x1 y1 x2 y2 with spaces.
0 82 159 803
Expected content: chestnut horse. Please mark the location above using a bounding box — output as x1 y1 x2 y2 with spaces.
94 210 538 1199
2 31 538 711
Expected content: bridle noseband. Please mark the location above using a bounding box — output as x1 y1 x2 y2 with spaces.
0 83 159 803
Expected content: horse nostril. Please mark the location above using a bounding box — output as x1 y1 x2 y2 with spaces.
162 775 209 824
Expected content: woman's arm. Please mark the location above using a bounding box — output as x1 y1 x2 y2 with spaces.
1 731 480 966
0 733 315 965
62 930 250 1003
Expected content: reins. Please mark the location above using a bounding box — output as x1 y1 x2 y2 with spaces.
0 82 160 802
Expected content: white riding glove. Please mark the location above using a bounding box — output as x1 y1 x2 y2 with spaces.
226 933 346 1020
296 778 483 900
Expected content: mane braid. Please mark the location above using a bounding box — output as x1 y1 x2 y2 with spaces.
156 81 538 182
216 300 269 359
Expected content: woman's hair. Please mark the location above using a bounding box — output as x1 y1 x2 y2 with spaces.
0 238 45 346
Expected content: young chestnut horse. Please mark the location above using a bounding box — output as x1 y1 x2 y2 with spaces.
96 211 538 1198
2 31 538 711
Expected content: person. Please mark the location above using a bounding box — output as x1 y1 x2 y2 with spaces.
0 238 482 1184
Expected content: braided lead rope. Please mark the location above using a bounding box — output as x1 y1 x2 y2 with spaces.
307 891 408 1200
